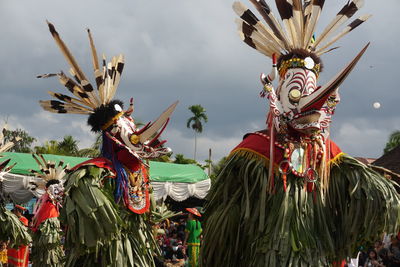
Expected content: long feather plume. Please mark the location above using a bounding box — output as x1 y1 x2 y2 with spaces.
312 0 364 49
249 0 290 49
47 21 88 82
87 29 105 95
292 0 304 46
236 20 276 57
106 54 125 103
233 2 285 50
316 14 371 55
87 29 100 72
275 0 296 47
303 0 325 48
47 91 93 112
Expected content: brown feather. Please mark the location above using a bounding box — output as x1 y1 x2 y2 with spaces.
312 0 364 48
47 21 88 82
249 0 290 49
316 14 371 54
87 29 99 72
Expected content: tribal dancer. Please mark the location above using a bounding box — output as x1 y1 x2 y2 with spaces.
37 22 177 267
7 205 29 267
0 128 31 267
30 154 68 267
202 1 400 266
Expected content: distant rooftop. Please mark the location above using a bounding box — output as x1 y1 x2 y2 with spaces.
373 145 400 175
354 157 376 165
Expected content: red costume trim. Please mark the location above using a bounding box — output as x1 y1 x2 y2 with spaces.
71 157 150 214
71 157 116 176
32 198 59 232
231 132 342 168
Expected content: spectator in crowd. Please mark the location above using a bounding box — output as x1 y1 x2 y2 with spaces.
374 241 390 266
363 249 384 267
164 241 185 267
184 208 202 267
0 241 8 267
388 236 400 267
155 217 188 266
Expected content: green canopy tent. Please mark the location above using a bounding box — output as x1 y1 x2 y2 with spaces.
1 152 210 206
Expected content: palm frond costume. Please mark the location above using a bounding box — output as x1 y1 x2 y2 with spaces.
30 154 69 267
37 22 177 267
201 1 400 266
0 126 31 248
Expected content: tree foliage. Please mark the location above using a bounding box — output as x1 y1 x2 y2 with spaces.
186 105 208 133
77 134 102 157
3 128 36 153
34 135 80 156
173 154 198 165
384 130 400 154
186 105 208 160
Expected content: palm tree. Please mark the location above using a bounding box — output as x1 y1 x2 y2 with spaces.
384 130 400 154
34 135 80 156
78 133 102 157
186 105 208 161
34 140 61 155
58 135 79 156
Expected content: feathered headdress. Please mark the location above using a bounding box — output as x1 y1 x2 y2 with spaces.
233 0 371 116
38 22 125 131
38 22 177 138
29 154 69 187
233 0 370 59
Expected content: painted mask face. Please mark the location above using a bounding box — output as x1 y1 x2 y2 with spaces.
264 46 369 138
47 182 64 203
276 66 341 136
104 102 176 160
277 67 322 135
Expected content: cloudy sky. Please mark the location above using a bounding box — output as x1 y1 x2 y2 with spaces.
0 0 399 163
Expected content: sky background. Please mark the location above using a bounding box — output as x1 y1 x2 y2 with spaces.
0 0 399 163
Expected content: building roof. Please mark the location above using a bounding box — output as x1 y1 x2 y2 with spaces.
373 145 400 175
354 157 376 165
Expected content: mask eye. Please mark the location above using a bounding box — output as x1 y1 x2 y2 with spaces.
289 89 301 102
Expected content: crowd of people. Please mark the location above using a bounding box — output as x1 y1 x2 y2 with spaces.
349 235 400 267
155 208 202 267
